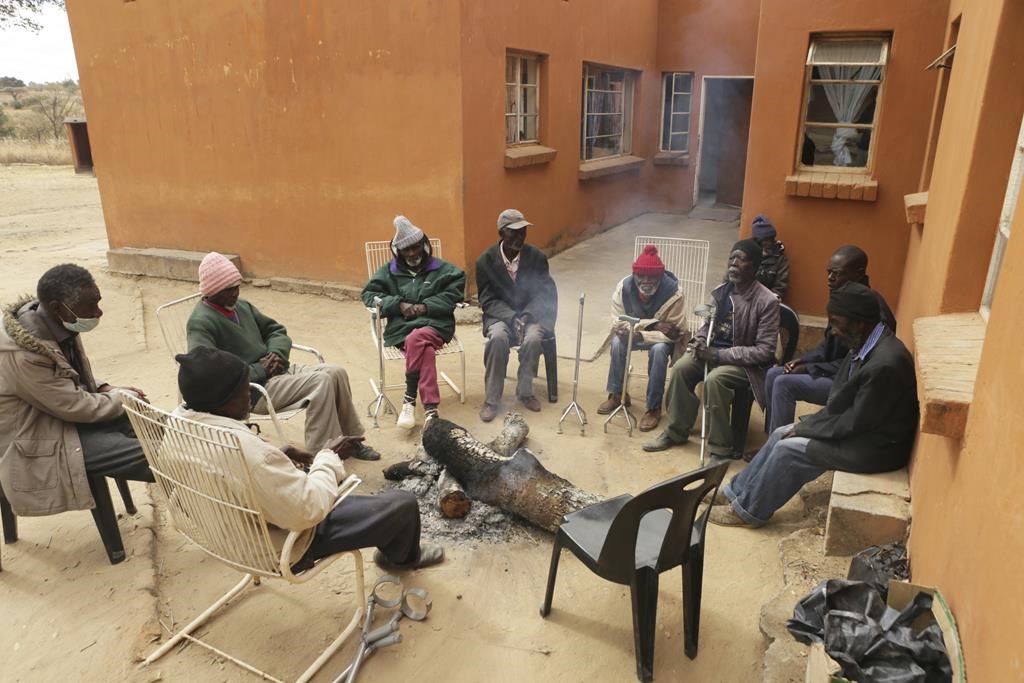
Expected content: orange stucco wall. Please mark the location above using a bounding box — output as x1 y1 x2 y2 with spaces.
741 0 948 319
899 0 1024 678
67 0 467 284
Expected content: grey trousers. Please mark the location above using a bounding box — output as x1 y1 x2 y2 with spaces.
483 321 544 404
254 363 365 451
663 352 750 457
77 416 155 482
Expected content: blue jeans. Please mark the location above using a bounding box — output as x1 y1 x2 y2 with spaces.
764 366 833 433
722 424 822 526
605 335 672 410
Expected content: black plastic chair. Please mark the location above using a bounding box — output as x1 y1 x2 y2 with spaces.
730 303 800 450
541 335 558 403
539 462 729 682
0 475 137 566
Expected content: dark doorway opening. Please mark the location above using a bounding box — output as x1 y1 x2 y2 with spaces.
63 118 93 174
695 78 753 209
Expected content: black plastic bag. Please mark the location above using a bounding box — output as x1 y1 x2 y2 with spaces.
848 543 909 599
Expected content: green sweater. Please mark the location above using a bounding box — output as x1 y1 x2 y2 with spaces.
186 299 292 385
361 256 465 347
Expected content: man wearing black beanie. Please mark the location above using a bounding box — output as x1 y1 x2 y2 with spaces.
173 347 444 571
644 240 780 459
710 282 918 527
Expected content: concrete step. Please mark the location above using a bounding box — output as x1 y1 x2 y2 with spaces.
824 469 910 556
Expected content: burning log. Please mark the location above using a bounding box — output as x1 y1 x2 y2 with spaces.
436 469 472 519
422 414 601 533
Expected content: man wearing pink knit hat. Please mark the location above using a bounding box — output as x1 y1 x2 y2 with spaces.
186 252 380 461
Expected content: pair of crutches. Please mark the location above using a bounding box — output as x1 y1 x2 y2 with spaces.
692 303 718 467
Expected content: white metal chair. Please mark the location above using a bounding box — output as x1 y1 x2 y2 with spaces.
364 239 466 427
625 236 710 393
156 292 326 443
121 393 364 683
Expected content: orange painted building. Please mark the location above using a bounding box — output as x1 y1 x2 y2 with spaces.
66 0 1024 675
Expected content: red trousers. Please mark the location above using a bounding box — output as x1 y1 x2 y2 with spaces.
404 326 444 405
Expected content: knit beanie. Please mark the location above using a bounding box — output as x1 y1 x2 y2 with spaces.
731 239 763 269
175 346 250 412
392 215 425 250
198 252 243 297
826 282 880 321
632 245 665 276
751 214 776 240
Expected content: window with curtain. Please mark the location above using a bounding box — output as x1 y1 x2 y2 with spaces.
506 52 540 145
800 37 889 170
981 114 1024 317
581 64 635 161
660 72 693 153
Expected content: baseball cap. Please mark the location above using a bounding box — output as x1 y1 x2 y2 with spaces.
497 209 533 231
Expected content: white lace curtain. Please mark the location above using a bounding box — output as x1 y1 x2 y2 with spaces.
811 40 885 166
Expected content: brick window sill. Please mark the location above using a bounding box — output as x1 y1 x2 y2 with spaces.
578 155 645 180
785 171 878 201
653 151 689 167
504 144 557 169
913 312 985 441
904 191 928 225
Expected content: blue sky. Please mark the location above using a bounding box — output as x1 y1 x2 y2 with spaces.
0 5 79 84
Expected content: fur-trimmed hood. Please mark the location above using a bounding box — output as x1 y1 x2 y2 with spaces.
1 295 66 366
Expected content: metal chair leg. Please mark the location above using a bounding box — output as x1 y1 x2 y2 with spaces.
87 475 126 565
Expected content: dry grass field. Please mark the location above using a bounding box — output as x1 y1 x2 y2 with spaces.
0 137 72 164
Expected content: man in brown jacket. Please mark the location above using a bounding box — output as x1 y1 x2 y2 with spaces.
0 264 153 516
644 240 780 459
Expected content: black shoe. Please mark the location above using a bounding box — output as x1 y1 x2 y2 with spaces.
352 443 382 461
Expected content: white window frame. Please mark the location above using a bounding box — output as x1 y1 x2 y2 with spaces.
980 113 1024 319
581 64 636 161
505 52 540 146
798 35 889 173
659 72 693 153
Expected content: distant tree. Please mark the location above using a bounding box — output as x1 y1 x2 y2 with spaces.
27 86 79 139
0 76 26 88
0 107 13 138
0 0 64 32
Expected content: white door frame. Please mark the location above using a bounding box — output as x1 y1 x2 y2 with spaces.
693 75 755 207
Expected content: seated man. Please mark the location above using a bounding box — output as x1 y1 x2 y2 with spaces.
0 264 153 516
598 245 687 432
711 282 918 527
763 245 897 434
751 214 790 300
173 347 443 570
187 252 380 461
476 209 558 422
643 240 779 458
361 216 466 430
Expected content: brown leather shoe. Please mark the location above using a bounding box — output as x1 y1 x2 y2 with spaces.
638 408 661 432
596 393 631 415
519 395 542 412
479 402 499 422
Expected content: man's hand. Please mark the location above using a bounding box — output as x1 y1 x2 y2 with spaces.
513 315 530 346
653 321 680 340
323 435 366 459
695 344 716 362
282 444 315 469
259 353 285 377
613 321 630 338
99 384 149 401
399 302 417 320
781 426 798 439
783 359 808 374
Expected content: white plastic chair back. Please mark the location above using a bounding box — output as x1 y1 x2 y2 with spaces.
122 394 283 577
365 238 443 277
634 236 710 334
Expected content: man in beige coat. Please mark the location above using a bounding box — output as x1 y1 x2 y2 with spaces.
0 264 153 516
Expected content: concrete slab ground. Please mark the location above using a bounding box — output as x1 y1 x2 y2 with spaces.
549 212 739 362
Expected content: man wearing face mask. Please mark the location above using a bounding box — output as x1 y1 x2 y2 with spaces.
187 253 382 461
644 240 779 458
362 216 466 430
599 245 688 432
0 264 154 517
475 209 558 423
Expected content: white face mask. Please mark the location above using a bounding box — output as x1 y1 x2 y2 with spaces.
61 302 100 334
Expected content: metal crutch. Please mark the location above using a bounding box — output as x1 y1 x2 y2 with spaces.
693 303 718 467
558 292 588 435
367 297 397 428
604 314 640 436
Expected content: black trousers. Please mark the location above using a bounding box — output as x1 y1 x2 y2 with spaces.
299 490 421 567
77 416 155 483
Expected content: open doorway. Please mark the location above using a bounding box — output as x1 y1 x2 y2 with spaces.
694 77 754 209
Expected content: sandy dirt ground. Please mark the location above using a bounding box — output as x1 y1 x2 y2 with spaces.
0 166 822 683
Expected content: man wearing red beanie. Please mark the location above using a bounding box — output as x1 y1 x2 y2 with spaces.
598 245 688 432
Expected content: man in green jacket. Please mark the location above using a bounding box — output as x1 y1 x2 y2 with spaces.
186 253 380 461
362 216 466 430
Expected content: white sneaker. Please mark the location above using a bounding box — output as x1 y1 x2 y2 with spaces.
397 403 416 430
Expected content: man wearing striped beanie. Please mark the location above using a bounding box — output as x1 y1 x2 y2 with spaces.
185 252 381 461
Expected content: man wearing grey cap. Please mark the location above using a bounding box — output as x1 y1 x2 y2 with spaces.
475 209 557 422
